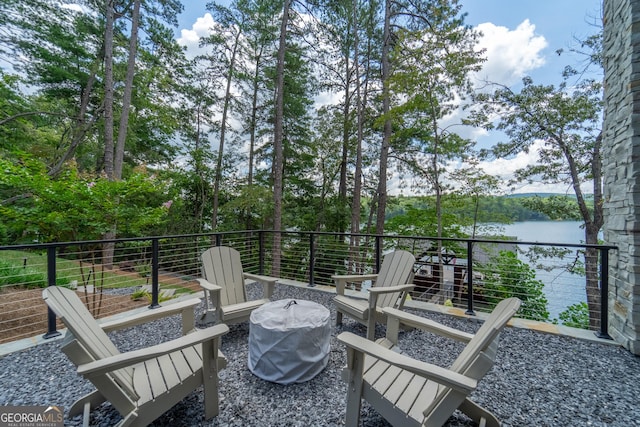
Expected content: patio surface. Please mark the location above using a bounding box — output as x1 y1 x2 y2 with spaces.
0 282 638 426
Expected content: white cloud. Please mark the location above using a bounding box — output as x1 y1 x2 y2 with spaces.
176 13 215 59
478 140 547 179
476 140 586 194
460 20 562 193
473 19 548 88
440 20 548 142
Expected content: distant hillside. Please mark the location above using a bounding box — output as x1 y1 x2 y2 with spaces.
506 193 593 200
506 193 573 198
384 193 584 224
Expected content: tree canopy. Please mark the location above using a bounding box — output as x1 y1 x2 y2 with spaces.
0 0 601 250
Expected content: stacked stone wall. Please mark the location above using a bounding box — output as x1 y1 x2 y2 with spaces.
603 0 640 354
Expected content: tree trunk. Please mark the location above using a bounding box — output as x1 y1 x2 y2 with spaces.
584 131 604 328
563 131 603 328
49 52 103 178
213 28 242 231
272 0 291 276
114 0 141 180
433 130 445 300
102 0 116 269
376 0 392 235
349 0 363 274
339 48 350 234
246 53 261 231
103 0 115 178
195 104 206 230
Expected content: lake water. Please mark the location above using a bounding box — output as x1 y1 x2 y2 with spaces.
498 221 588 244
491 221 591 319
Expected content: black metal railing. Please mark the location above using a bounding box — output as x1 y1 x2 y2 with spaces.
0 230 616 344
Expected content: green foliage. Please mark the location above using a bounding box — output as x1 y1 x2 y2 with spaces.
520 195 583 221
555 302 590 330
0 255 72 288
0 258 46 288
384 194 583 238
1 0 186 177
383 0 484 235
477 251 550 321
130 289 175 303
130 289 148 300
134 263 151 278
0 157 172 244
385 202 466 238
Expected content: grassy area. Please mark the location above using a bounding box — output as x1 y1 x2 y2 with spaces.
0 250 196 296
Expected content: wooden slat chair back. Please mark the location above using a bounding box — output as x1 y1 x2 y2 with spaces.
333 250 416 340
198 246 277 324
422 297 521 425
44 287 138 405
43 286 228 427
338 297 521 427
201 245 247 308
373 250 416 309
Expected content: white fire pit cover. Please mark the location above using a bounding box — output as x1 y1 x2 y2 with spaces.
248 299 331 384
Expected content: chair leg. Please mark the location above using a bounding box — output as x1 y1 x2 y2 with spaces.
366 315 376 340
199 310 217 325
344 347 365 427
202 339 221 419
68 390 105 419
117 411 140 427
459 398 501 427
199 290 218 325
82 402 90 427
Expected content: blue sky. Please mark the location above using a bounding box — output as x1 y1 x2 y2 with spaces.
462 1 603 84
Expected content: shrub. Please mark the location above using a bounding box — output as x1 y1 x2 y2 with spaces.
0 258 71 288
0 259 46 288
477 250 550 321
556 302 590 329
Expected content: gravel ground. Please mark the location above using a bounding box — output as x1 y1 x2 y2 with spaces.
1 283 639 427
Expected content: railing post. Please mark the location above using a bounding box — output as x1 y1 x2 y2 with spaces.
259 231 265 275
149 238 160 308
597 248 612 339
465 240 475 316
44 246 61 339
375 235 383 273
309 233 316 287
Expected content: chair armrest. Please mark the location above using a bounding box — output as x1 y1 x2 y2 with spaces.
78 324 230 377
243 272 278 285
243 273 277 298
364 284 414 340
332 274 378 295
197 278 222 293
332 274 378 282
100 298 201 335
368 284 415 295
383 307 474 342
337 331 477 394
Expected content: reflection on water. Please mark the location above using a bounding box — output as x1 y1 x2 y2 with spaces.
495 221 594 319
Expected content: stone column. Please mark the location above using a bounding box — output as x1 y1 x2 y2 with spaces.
603 0 640 354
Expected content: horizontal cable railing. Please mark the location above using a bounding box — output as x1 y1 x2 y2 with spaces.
0 230 616 345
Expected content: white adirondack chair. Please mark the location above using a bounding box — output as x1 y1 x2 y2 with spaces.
338 297 522 427
197 246 278 324
333 250 416 340
43 286 228 427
